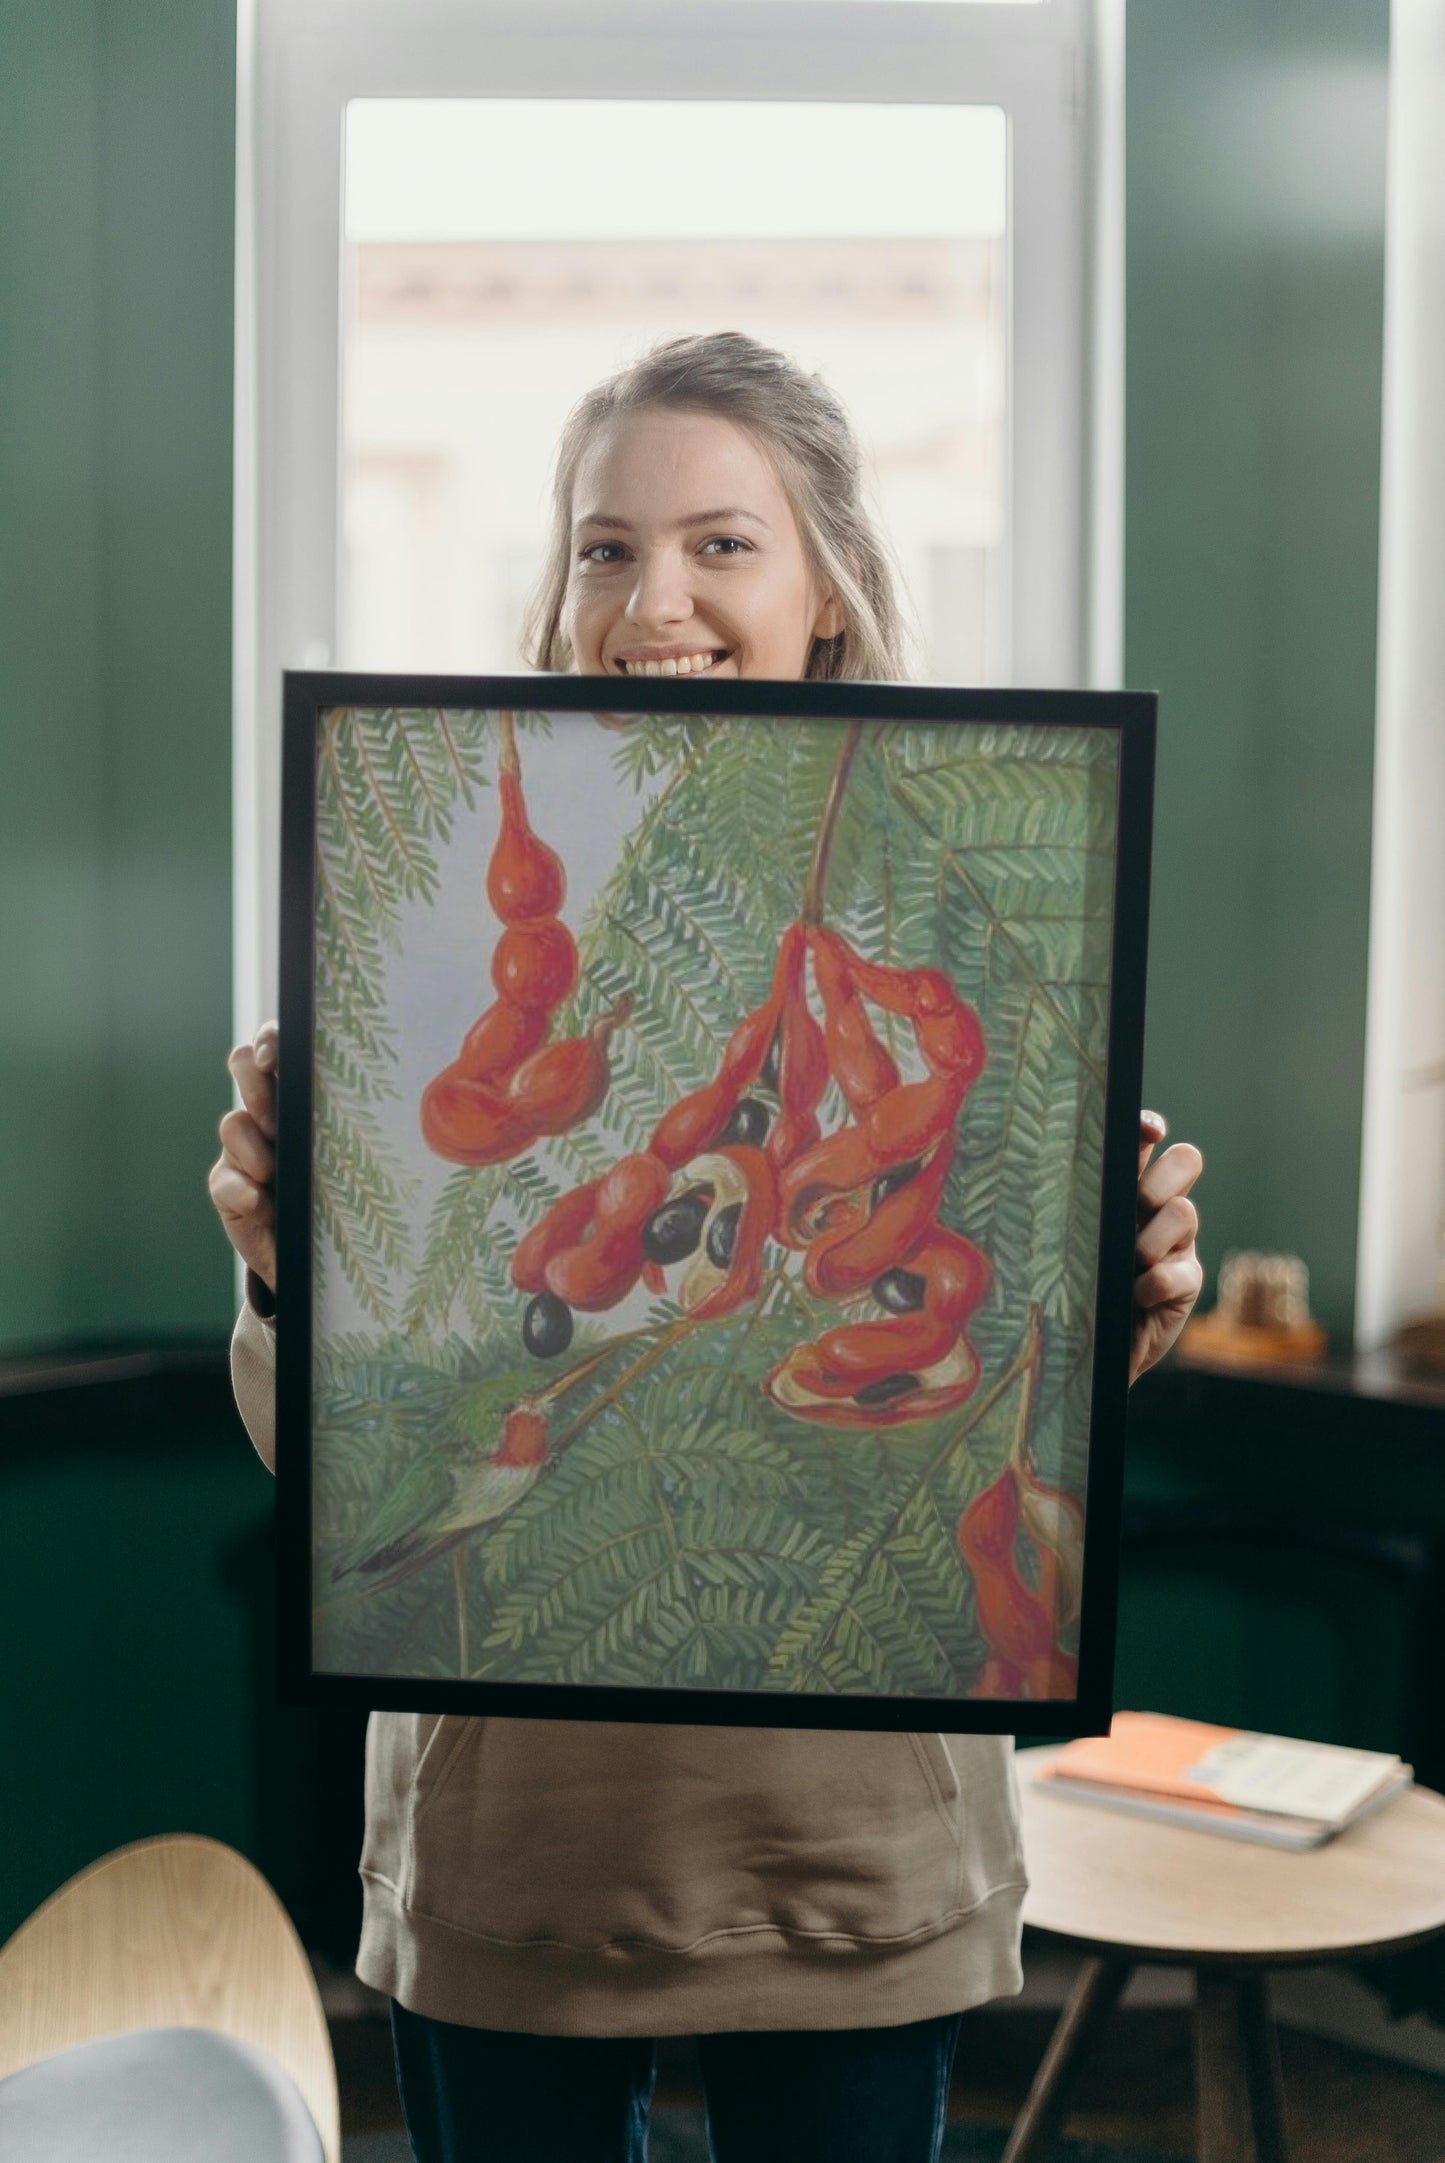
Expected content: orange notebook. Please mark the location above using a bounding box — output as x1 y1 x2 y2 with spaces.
1040 1711 1405 1828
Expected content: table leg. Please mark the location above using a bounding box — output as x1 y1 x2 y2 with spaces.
1238 1972 1289 2163
1195 1969 1289 2163
1000 1955 1131 2163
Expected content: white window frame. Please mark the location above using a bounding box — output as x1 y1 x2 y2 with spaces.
1355 2 1445 1351
234 0 1122 1030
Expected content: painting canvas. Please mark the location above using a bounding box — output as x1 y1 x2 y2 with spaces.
276 675 1153 1733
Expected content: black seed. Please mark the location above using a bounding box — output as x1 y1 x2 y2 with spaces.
705 1202 743 1269
871 1158 923 1209
641 1192 709 1264
522 1292 573 1359
872 1267 926 1314
854 1371 921 1407
719 1096 770 1146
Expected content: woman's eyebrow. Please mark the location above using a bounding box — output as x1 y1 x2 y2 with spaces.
678 508 771 531
573 508 772 534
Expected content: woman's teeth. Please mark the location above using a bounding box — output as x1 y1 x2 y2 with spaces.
621 651 726 677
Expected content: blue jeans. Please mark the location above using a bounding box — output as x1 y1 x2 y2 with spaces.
390 2000 965 2163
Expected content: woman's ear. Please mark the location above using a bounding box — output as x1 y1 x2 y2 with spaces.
812 592 846 642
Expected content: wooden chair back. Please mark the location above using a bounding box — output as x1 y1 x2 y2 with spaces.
0 1834 340 2163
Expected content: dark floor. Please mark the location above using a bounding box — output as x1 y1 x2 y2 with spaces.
332 2000 1445 2162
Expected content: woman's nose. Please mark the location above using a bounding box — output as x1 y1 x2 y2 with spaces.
625 547 693 630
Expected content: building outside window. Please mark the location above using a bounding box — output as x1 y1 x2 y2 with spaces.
339 98 1010 687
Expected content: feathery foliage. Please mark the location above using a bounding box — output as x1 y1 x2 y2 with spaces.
313 709 489 1323
310 708 1117 1695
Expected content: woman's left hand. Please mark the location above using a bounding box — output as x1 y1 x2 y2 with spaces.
1131 1113 1204 1384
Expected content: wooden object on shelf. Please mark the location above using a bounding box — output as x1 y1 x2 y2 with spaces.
1180 1250 1327 1370
1005 1746 1445 2163
1396 1308 1445 1379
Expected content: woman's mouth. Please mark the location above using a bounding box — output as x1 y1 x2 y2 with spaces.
615 649 732 678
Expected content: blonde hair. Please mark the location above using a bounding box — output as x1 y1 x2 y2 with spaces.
522 331 913 682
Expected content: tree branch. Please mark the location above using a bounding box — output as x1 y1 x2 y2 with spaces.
802 719 865 924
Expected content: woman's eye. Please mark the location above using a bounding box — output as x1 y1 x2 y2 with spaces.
579 541 627 565
700 536 751 558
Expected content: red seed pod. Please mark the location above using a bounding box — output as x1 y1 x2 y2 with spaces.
543 1152 671 1312
844 951 986 1087
649 1072 740 1171
767 931 830 1171
486 769 566 923
455 999 549 1083
862 1074 967 1165
491 920 579 1011
765 1228 987 1428
957 1468 1056 1668
766 1335 980 1429
419 1072 540 1167
810 928 901 1115
801 1139 956 1300
506 1000 632 1137
971 1653 1029 1700
512 1181 603 1295
647 943 794 1170
778 1122 882 1248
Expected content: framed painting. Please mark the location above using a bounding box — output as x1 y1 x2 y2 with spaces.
276 674 1154 1734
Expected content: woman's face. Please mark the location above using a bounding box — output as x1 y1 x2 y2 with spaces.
563 407 843 681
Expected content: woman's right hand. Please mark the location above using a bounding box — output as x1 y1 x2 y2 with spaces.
209 1021 279 1296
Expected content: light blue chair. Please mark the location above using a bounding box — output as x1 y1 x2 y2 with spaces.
0 1835 340 2161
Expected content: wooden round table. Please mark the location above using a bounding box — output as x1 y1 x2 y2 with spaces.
1008 1745 1445 2163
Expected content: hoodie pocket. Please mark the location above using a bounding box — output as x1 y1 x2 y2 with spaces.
411 1715 480 1822
359 1711 467 1894
399 1718 988 1951
908 1731 962 1833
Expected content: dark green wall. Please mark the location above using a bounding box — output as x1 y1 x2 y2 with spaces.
0 0 237 1353
1 1392 270 1941
0 1380 368 1955
2 4 108 1347
1120 1376 1445 1772
1128 0 1390 1339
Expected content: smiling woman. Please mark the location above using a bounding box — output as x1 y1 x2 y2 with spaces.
216 322 1197 2163
524 333 907 683
567 413 841 682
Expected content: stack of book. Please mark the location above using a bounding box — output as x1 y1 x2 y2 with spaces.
1031 1712 1412 1850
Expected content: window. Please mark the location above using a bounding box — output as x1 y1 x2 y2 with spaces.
340 99 1009 682
236 0 1119 1024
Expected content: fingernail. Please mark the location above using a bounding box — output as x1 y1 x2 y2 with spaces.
1141 1110 1167 1137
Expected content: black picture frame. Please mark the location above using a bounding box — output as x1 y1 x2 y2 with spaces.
277 673 1154 1735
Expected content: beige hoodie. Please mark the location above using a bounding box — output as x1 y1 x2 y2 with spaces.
233 1296 1026 2035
